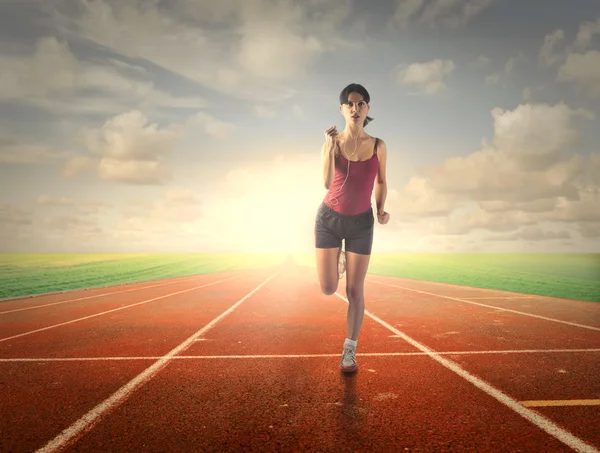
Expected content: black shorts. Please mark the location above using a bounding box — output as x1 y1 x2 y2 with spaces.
314 202 374 255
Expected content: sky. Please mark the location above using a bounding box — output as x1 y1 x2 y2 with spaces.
0 0 599 254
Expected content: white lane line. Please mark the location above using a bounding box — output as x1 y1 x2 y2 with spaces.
521 400 600 407
335 291 599 453
2 348 600 362
459 296 533 300
0 276 237 343
368 279 600 332
35 272 277 453
0 275 207 315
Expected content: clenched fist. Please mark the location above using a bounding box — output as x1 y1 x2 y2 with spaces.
377 209 390 225
324 126 338 154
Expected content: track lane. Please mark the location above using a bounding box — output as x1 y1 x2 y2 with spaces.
358 275 600 451
0 274 236 340
361 280 600 353
1 269 277 453
185 266 419 356
0 271 267 358
63 264 592 452
367 274 600 328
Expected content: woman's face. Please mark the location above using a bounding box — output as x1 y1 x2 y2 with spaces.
340 92 369 125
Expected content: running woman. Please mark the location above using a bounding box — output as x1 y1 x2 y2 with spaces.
314 83 390 373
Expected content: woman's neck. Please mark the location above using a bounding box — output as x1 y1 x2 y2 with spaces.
344 124 364 139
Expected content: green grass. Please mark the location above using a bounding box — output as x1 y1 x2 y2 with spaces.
0 253 286 299
2 253 599 303
294 252 600 303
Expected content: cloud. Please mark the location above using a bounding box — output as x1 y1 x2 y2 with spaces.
539 16 600 98
48 0 359 103
485 52 526 86
538 29 565 67
388 102 597 240
489 103 594 167
397 59 455 95
386 177 463 222
66 110 183 184
392 0 496 29
557 51 600 98
0 36 206 114
574 17 600 51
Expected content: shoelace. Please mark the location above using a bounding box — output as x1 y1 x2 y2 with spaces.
342 347 357 364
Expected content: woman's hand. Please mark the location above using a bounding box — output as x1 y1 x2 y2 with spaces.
324 126 338 155
377 209 390 225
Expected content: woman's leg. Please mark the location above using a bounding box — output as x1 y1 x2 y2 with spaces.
315 203 344 295
315 247 341 295
338 210 374 373
344 251 371 340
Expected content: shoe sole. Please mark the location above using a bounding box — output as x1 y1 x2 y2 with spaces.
340 364 358 373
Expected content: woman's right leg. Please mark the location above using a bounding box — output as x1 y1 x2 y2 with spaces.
315 202 343 295
316 247 341 295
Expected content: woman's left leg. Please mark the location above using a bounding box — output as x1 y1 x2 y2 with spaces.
338 210 374 373
344 251 371 341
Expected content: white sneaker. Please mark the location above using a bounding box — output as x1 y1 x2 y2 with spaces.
338 249 346 279
340 345 358 373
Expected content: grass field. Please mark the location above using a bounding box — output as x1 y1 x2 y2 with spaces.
1 253 599 303
0 254 286 300
294 252 600 303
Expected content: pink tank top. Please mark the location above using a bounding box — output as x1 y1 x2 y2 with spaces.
324 138 380 215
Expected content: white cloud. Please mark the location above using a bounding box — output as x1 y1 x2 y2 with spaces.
539 16 600 98
67 110 183 184
397 59 455 95
557 51 600 98
80 110 182 161
389 102 597 240
392 0 496 29
490 103 594 166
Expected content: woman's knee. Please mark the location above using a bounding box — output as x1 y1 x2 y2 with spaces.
346 284 364 303
321 281 338 295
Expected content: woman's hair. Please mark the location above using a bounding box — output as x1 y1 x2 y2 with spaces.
339 83 374 127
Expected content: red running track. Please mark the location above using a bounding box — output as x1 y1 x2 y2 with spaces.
1 262 599 452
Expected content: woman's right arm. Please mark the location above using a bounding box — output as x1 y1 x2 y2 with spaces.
322 126 338 190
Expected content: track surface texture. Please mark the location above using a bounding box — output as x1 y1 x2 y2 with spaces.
2 263 599 452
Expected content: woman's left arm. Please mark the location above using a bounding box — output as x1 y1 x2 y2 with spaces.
375 139 390 224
